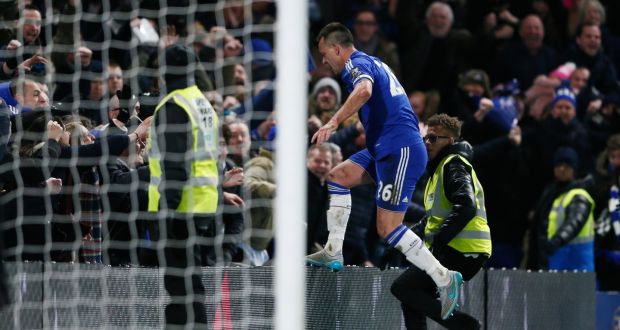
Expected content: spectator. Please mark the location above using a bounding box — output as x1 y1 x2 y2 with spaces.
80 74 107 125
52 45 102 102
309 77 341 125
0 5 44 79
570 66 591 96
49 117 148 262
399 2 474 110
208 127 245 266
242 147 275 265
1 116 64 262
63 122 104 263
449 69 507 145
0 77 45 115
562 23 620 102
408 90 439 123
100 136 150 265
93 91 131 137
524 62 575 121
576 0 620 74
107 62 124 96
540 87 594 178
325 142 343 167
493 14 558 91
306 143 332 254
225 119 252 167
565 65 598 123
353 9 401 78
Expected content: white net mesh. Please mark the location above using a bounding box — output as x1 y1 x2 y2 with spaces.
0 0 278 328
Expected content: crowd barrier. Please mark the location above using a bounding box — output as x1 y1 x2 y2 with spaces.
0 263 595 329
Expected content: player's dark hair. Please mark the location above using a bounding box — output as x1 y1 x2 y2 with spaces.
316 23 354 47
427 113 462 138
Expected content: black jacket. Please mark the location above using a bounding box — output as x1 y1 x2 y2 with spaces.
101 158 150 213
1 139 62 261
306 169 329 253
418 141 479 252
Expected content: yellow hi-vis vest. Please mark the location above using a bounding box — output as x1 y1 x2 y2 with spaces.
147 85 219 214
424 154 492 255
548 188 595 244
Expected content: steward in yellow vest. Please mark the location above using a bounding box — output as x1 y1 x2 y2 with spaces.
422 116 492 258
148 44 217 328
391 114 491 329
531 147 594 271
147 83 219 214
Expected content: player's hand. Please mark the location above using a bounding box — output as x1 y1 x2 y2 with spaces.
311 120 337 144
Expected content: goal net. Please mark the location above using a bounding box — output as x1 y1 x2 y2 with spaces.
0 0 307 328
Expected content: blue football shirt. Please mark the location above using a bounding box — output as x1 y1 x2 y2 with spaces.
341 50 421 155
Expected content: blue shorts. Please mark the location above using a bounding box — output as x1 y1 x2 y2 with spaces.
349 142 427 212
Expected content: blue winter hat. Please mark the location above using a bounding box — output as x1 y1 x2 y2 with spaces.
251 38 273 65
553 146 579 169
0 82 17 107
551 87 576 108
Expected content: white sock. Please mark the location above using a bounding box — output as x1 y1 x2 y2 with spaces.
324 182 351 256
388 225 450 286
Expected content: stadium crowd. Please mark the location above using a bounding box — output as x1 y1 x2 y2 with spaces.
0 0 619 292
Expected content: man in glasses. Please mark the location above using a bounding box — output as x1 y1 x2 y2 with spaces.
308 22 463 320
352 9 400 79
392 113 492 328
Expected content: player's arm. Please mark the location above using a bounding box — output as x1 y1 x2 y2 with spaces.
312 79 372 144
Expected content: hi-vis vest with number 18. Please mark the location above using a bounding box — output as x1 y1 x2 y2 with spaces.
147 85 219 214
424 154 492 255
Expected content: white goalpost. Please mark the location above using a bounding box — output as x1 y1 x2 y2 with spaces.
274 0 307 329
